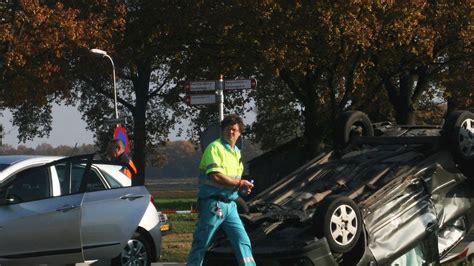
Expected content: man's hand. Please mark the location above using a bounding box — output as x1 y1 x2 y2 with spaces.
208 173 255 194
238 179 254 195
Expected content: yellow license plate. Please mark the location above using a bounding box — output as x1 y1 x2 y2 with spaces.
160 224 170 231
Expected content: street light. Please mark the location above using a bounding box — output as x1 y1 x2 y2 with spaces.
90 48 118 120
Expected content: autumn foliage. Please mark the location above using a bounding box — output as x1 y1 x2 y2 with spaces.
0 0 472 169
1 0 125 106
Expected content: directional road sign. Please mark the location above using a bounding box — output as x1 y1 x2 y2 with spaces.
104 117 126 125
224 78 257 90
185 94 217 105
185 78 257 93
185 81 216 93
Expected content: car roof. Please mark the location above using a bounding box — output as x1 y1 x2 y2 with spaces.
0 155 131 187
0 155 63 165
0 155 65 182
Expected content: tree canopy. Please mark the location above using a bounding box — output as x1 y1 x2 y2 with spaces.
0 0 193 183
1 0 472 173
0 0 125 140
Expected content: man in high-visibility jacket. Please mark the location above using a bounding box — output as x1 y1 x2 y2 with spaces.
187 114 256 266
108 139 137 178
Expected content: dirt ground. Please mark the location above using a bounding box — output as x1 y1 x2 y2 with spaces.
145 177 197 199
161 233 193 262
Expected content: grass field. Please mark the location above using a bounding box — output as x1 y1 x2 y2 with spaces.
150 190 197 199
155 197 197 211
160 213 197 262
150 187 198 262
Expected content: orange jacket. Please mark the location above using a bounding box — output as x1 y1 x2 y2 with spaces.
122 159 137 179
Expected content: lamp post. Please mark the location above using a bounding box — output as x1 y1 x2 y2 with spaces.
90 48 118 120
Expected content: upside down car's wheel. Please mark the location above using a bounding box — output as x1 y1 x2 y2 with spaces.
112 232 152 266
335 111 374 149
442 110 474 178
312 196 362 254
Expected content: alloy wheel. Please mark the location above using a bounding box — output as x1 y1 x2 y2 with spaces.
458 118 474 157
120 238 149 266
330 204 358 246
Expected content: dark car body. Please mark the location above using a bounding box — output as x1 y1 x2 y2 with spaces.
203 111 474 266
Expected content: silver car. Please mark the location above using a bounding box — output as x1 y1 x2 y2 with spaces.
0 154 161 265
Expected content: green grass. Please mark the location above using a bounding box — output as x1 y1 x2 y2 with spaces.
160 232 193 262
169 213 198 234
160 213 197 262
155 197 197 211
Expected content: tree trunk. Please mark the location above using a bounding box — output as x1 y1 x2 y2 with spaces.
131 65 151 186
394 103 416 125
303 106 322 159
383 73 417 125
302 78 322 160
280 68 322 160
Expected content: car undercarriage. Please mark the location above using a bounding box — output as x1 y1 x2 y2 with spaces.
204 110 474 266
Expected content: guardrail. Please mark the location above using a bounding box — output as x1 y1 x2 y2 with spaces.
161 209 198 214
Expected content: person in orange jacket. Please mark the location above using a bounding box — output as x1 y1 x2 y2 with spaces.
107 139 137 178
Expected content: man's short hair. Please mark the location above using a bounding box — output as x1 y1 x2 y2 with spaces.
108 139 124 154
220 114 244 133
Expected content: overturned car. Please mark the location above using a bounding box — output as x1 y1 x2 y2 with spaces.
204 110 474 265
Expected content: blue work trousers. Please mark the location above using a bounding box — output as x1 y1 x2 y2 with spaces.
187 198 256 266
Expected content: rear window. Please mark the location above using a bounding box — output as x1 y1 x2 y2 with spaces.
0 164 9 171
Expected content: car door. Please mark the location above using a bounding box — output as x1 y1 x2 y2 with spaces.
0 155 93 264
79 164 150 260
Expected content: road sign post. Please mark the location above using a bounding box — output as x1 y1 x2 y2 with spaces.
184 76 257 122
217 75 224 121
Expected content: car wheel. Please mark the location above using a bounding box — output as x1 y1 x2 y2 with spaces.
236 197 250 214
312 196 362 254
111 232 152 266
335 111 374 149
442 110 474 177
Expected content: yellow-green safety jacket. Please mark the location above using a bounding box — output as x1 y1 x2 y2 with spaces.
197 137 243 201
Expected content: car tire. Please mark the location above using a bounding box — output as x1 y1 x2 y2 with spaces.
312 195 362 254
335 111 374 149
236 197 250 214
442 110 474 178
111 232 153 266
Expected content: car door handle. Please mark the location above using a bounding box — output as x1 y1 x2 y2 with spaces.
120 194 145 200
56 204 77 212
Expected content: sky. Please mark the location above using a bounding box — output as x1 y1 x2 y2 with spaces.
1 104 256 148
1 105 95 148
